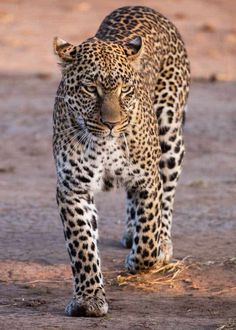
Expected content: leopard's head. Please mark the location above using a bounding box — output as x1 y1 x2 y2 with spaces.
53 36 143 139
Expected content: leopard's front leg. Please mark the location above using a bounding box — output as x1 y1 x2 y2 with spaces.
57 186 108 317
125 176 163 274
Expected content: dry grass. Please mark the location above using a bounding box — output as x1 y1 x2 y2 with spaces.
117 258 190 290
115 257 236 296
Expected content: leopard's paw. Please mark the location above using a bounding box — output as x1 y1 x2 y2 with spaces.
125 252 158 274
65 295 108 317
125 253 140 274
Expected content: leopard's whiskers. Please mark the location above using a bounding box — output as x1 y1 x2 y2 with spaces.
55 95 65 100
72 129 91 154
55 132 80 157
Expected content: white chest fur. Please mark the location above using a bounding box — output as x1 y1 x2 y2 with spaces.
56 137 136 192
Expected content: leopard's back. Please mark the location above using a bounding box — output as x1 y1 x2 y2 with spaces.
96 6 190 105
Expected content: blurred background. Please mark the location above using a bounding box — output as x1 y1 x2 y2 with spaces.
0 1 236 329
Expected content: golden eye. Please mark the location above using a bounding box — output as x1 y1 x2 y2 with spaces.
82 85 97 94
121 85 133 94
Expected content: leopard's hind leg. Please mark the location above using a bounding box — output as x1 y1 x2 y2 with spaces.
157 122 185 263
121 190 136 248
154 63 189 263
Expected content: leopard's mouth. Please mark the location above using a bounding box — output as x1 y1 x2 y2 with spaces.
86 120 130 138
89 129 123 139
76 114 130 139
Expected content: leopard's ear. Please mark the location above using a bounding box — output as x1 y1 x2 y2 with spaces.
125 36 143 62
53 37 77 63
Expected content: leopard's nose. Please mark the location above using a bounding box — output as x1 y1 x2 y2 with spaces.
101 120 120 130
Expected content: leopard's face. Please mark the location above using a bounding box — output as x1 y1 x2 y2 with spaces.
57 38 141 139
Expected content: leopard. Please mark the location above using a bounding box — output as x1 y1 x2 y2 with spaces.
53 6 190 317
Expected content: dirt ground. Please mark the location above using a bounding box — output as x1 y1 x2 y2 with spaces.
0 1 236 329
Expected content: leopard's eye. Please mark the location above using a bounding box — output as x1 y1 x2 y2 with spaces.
82 85 97 94
121 85 133 94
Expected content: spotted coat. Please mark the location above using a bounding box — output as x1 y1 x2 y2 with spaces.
53 6 190 317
